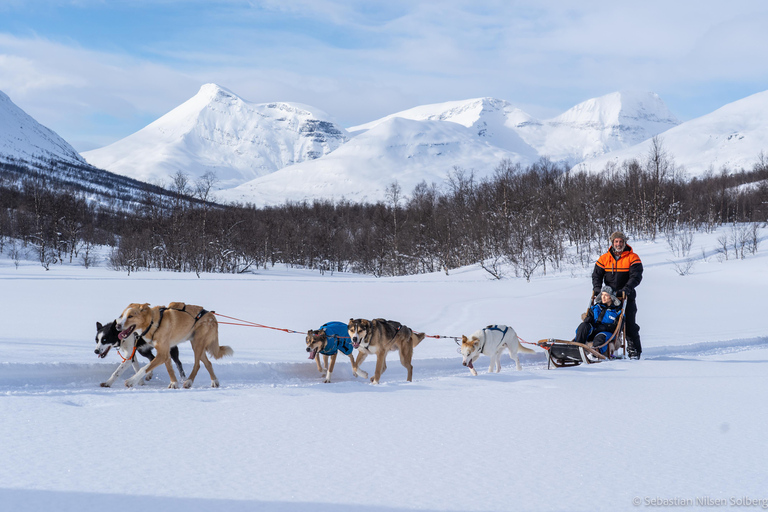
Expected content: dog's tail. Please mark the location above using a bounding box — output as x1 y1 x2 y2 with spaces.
412 332 426 348
516 336 536 354
202 316 234 359
211 345 234 359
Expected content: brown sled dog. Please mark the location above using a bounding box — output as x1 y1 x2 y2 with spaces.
116 302 232 388
347 318 425 384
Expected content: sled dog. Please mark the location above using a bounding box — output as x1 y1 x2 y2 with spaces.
115 302 232 388
305 321 364 383
95 320 185 387
460 324 535 376
347 318 425 384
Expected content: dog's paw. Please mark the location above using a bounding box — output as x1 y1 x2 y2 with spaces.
100 382 111 388
470 368 478 376
323 378 331 383
211 380 220 388
168 381 179 389
370 378 379 385
144 372 153 381
355 369 369 379
124 379 134 388
183 380 193 389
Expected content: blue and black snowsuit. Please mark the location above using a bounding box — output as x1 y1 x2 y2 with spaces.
574 301 622 353
318 322 354 356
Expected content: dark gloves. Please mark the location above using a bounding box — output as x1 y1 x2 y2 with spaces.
619 288 634 300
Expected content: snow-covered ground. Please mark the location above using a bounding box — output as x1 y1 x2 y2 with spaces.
2 227 767 512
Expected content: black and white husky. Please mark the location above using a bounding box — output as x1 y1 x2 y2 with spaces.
94 320 185 387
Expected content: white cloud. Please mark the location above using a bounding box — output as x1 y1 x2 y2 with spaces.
1 1 768 150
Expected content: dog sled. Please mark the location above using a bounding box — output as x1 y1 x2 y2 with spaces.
537 292 627 368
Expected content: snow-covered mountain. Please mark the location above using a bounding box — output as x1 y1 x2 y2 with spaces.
81 84 349 189
350 92 679 167
578 90 768 175
349 97 539 158
0 90 87 166
221 92 679 205
513 91 680 164
220 116 527 205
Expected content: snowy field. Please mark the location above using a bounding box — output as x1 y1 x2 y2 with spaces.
1 228 768 512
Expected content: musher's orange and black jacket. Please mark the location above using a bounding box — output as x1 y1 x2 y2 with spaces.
592 244 643 297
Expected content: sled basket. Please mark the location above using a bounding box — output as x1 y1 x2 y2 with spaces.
538 292 628 369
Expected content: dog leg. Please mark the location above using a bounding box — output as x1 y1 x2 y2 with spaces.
139 350 154 381
102 360 130 387
199 351 219 388
325 353 338 383
322 354 330 373
353 352 369 379
315 355 324 374
131 359 151 384
126 345 169 387
346 353 360 378
508 345 522 370
372 350 387 384
165 359 179 389
494 349 503 373
398 344 414 382
471 355 479 376
183 339 205 388
170 345 185 379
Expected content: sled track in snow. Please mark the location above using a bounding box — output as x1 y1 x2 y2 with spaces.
1 337 766 394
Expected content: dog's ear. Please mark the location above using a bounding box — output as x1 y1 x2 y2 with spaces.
307 330 313 336
96 321 103 330
461 335 468 343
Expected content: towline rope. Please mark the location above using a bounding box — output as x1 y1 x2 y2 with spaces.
213 312 469 343
213 313 304 335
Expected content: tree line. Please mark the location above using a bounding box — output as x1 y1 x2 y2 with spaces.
2 140 767 277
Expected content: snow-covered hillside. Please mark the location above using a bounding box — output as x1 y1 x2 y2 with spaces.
579 90 768 175
516 91 680 164
351 92 680 167
81 84 349 189
1 226 767 511
0 89 87 166
349 97 539 157
223 93 678 205
219 116 529 205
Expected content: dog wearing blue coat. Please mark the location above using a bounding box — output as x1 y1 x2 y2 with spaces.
306 321 363 383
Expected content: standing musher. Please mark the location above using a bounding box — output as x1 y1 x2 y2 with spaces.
592 231 643 359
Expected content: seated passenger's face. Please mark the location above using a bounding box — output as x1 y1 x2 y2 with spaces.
601 292 612 304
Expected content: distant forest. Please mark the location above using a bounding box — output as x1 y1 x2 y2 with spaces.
2 138 767 277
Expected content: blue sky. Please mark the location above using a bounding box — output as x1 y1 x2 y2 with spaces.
1 0 768 151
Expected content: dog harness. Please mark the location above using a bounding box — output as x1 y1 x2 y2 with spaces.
480 325 509 354
319 322 354 356
139 306 210 339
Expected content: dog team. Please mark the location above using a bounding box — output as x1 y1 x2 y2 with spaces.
95 301 534 387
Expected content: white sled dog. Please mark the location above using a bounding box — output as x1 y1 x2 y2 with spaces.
115 302 232 388
460 325 535 376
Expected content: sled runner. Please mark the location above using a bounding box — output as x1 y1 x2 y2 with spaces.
537 293 627 368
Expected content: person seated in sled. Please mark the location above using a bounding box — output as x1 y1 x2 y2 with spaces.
573 286 622 353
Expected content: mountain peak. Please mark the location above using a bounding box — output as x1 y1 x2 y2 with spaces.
196 83 240 101
553 91 679 128
0 88 86 166
82 84 349 189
